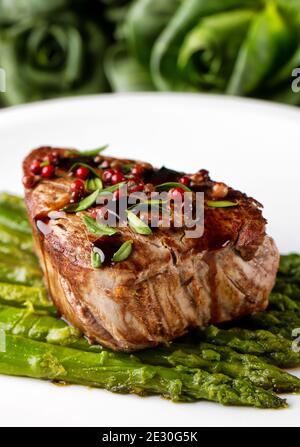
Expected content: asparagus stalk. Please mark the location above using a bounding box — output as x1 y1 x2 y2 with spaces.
0 252 43 287
0 193 26 212
197 326 300 368
238 293 300 339
278 254 300 280
244 309 300 335
0 283 56 314
0 201 31 235
0 223 33 252
0 241 39 267
272 281 300 301
268 293 300 311
0 303 85 348
0 302 298 393
0 333 285 408
137 343 300 393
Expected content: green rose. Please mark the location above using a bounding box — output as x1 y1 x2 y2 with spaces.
0 12 108 105
0 0 70 24
105 0 300 104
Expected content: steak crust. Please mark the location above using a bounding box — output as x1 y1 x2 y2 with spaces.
23 147 279 351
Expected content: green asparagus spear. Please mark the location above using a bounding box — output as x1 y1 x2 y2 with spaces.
275 253 300 288
248 326 294 341
269 293 300 311
238 292 300 338
198 326 300 368
137 342 300 393
0 252 43 287
0 334 285 408
278 254 300 279
0 201 31 235
0 241 39 267
0 303 85 348
247 309 300 329
0 302 297 393
0 283 55 314
0 193 26 211
0 223 33 252
240 308 300 340
273 282 300 301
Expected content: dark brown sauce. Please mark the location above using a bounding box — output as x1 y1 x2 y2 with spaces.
57 155 96 171
35 214 50 225
35 214 51 236
204 232 231 251
145 167 183 185
187 228 232 252
93 235 123 266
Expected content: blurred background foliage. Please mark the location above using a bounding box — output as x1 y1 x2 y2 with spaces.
0 0 300 106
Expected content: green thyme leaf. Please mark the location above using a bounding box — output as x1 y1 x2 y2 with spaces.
206 200 238 208
85 177 103 192
63 189 100 213
122 164 134 174
128 199 167 211
91 250 102 268
83 215 118 236
127 210 152 235
69 162 101 179
155 182 192 192
98 182 126 195
112 240 133 262
78 145 108 157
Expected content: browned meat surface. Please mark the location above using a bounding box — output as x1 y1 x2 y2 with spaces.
23 147 279 351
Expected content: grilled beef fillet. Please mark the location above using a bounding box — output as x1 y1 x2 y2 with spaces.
23 147 279 351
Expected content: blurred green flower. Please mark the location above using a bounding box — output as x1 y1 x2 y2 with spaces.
0 12 108 105
1 0 300 105
105 44 154 91
0 0 71 24
105 0 300 104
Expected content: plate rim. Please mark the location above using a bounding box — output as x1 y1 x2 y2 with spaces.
1 91 300 119
0 91 299 427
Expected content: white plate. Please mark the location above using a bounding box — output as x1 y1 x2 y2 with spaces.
0 93 299 427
